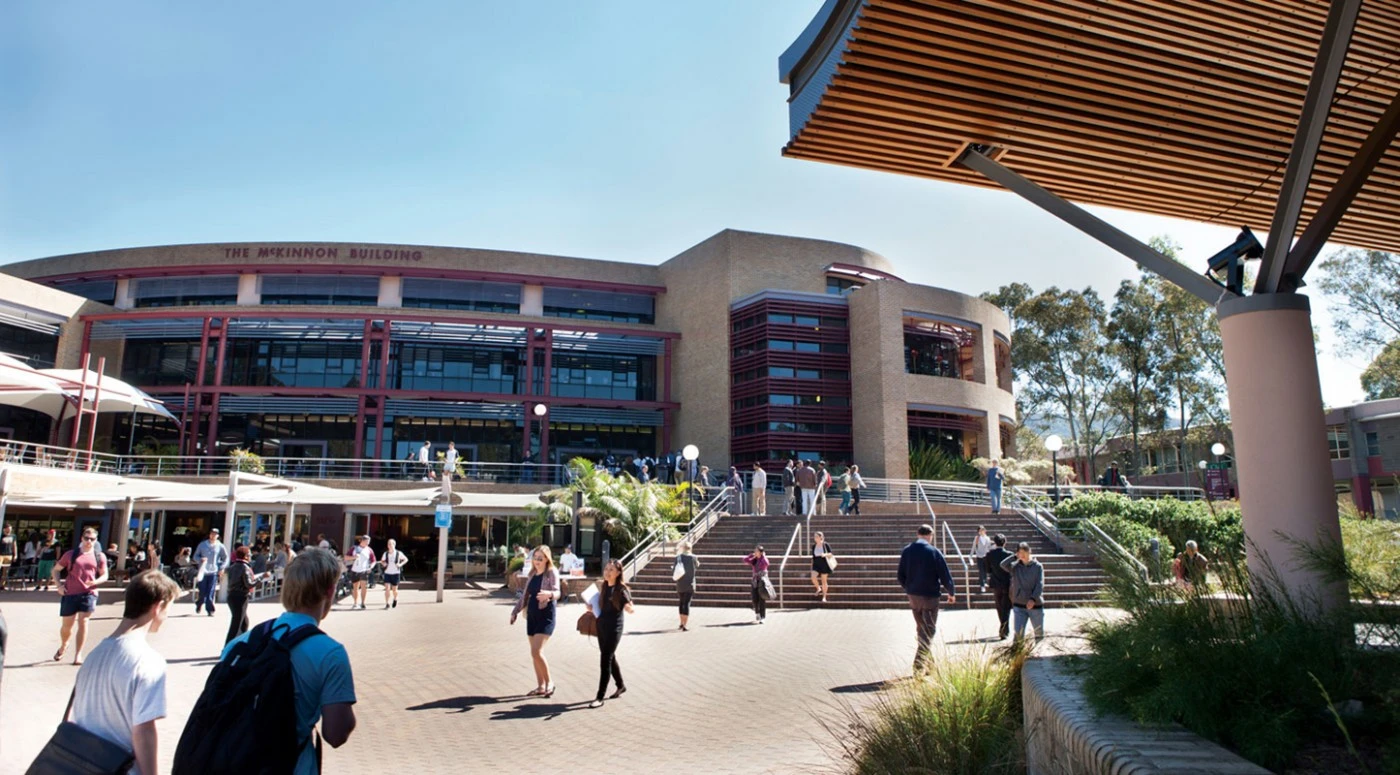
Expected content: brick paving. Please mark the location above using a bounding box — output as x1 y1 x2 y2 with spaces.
0 585 1104 774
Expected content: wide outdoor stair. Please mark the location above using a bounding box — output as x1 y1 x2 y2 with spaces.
630 507 1113 610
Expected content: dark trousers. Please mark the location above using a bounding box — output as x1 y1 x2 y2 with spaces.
849 489 861 515
751 580 767 618
225 594 249 644
678 589 694 616
908 594 941 672
992 586 1012 639
196 573 218 614
977 556 989 588
595 625 624 700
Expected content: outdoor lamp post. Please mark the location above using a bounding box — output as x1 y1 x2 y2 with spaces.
1211 442 1226 461
682 444 699 522
530 402 547 483
1198 460 1212 503
1045 434 1063 504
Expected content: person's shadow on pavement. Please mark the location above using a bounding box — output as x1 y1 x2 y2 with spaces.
406 695 512 714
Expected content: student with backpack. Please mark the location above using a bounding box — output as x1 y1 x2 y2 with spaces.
174 548 357 774
28 570 181 775
379 538 408 609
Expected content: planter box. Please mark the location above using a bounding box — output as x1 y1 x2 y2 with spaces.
1023 656 1268 775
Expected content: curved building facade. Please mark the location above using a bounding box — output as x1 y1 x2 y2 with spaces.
1 229 1014 478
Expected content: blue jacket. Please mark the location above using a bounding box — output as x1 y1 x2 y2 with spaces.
898 539 956 598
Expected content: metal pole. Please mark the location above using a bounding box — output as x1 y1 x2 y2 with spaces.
1051 451 1060 504
436 473 451 603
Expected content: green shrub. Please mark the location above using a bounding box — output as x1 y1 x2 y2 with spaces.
825 647 1027 775
1080 549 1399 770
1089 515 1174 579
1056 492 1242 558
1338 515 1400 601
909 443 981 482
527 458 688 556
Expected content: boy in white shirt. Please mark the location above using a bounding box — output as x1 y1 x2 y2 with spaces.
379 538 407 609
347 535 376 610
70 570 182 775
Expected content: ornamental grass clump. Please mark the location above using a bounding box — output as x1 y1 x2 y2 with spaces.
1080 540 1400 771
824 646 1027 775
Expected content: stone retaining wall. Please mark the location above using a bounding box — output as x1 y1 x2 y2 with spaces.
1022 656 1269 774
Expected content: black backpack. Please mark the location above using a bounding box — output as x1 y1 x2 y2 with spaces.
173 620 324 774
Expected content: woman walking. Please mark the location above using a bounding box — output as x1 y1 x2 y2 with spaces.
36 534 59 592
837 468 852 515
744 545 771 624
380 538 408 609
811 531 836 603
590 559 635 708
674 542 699 631
972 526 994 592
224 545 269 644
847 464 866 515
509 545 560 697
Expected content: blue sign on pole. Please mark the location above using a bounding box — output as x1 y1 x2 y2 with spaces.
434 504 453 529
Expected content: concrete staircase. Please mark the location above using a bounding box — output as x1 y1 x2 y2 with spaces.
630 505 1112 610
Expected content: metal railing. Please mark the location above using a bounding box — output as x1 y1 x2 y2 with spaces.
776 521 802 608
1017 483 1206 501
865 477 1064 551
1081 519 1149 582
915 482 939 551
942 521 973 609
0 441 123 474
619 485 731 582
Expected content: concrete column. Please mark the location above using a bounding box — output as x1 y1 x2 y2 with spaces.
1344 408 1375 515
1218 294 1345 612
114 498 134 571
284 504 296 547
379 276 403 308
521 285 544 316
114 279 135 310
236 275 259 306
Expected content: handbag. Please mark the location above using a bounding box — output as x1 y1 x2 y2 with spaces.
758 574 775 601
576 610 598 637
672 559 685 581
826 555 838 572
26 690 135 775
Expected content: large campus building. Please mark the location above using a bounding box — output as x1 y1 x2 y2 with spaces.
0 230 1015 480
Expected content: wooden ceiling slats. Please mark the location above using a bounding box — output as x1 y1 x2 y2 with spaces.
784 0 1400 254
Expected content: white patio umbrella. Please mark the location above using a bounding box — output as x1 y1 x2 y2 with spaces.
40 368 178 421
0 354 74 414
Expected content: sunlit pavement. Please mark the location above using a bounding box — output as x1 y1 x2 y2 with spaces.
0 584 1109 774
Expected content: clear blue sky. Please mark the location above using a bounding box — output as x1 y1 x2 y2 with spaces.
0 1 1367 406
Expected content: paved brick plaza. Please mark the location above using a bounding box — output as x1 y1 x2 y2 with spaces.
1 585 1100 774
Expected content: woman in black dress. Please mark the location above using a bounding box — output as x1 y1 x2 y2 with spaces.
510 546 560 697
811 531 836 603
590 559 634 708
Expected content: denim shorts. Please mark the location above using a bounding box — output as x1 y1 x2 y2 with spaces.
59 592 97 617
383 573 401 587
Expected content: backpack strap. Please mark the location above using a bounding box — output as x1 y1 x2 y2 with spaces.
279 623 326 650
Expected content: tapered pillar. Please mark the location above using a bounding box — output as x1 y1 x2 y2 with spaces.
1218 294 1345 613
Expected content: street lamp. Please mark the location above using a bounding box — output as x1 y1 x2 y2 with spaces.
533 403 548 417
682 444 699 522
1045 434 1063 504
1211 442 1226 457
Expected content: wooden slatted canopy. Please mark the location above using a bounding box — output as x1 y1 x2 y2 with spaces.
780 0 1400 259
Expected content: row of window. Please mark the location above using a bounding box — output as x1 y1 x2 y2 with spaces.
732 339 849 358
905 331 970 380
731 312 847 332
732 394 849 410
1326 428 1384 460
121 339 658 400
733 421 853 437
57 277 655 323
732 366 850 383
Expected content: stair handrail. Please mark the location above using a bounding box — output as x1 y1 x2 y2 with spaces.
1004 486 1063 550
914 482 938 547
941 521 973 610
677 485 733 550
777 520 801 609
619 484 732 581
1081 518 1149 582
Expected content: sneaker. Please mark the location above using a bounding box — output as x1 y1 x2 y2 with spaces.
392 600 397 608
385 603 390 609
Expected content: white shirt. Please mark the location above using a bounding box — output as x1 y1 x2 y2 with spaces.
351 545 376 573
973 535 994 558
71 632 167 775
559 552 583 573
444 447 459 466
382 549 406 574
752 468 767 490
23 539 39 560
417 445 431 463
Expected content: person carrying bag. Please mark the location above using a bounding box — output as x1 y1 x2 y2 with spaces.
25 689 134 775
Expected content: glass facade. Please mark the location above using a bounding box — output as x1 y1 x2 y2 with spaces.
904 325 976 380
225 340 364 389
826 276 863 296
260 275 379 306
122 340 212 386
401 278 521 313
542 287 655 324
550 353 655 401
132 276 239 307
392 344 522 394
52 279 116 305
0 323 58 367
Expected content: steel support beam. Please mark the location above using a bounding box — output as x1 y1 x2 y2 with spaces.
1257 0 1363 294
956 148 1230 305
1281 91 1400 291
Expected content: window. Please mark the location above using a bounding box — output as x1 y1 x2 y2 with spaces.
1328 427 1351 460
52 279 116 305
260 275 379 306
826 277 863 296
133 276 239 307
542 288 655 324
905 331 969 379
1367 431 1381 458
0 323 58 367
225 340 364 389
401 278 521 313
393 344 523 395
731 394 849 410
550 352 656 401
122 340 209 386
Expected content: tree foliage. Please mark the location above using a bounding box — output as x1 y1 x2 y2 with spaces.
1317 248 1400 355
1361 339 1400 400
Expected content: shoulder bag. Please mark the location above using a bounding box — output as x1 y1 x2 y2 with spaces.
25 689 135 774
672 558 686 581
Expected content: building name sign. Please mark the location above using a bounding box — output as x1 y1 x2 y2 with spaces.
222 245 424 262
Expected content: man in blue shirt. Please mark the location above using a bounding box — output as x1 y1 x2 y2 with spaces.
221 548 357 773
192 528 229 617
897 524 956 674
986 459 1005 514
